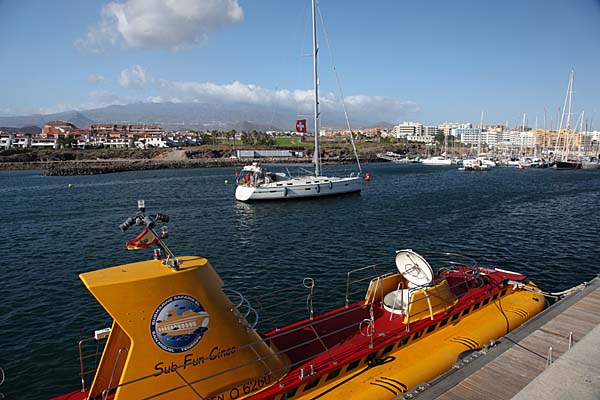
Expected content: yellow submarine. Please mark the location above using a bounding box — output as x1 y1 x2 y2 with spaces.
52 201 545 400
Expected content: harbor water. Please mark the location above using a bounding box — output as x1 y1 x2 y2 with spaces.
1 163 599 399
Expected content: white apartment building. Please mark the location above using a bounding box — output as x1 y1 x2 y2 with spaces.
454 128 481 145
482 131 499 146
392 122 423 138
138 135 169 149
0 133 58 149
391 122 435 143
439 122 472 136
589 131 600 144
0 133 12 149
408 125 437 143
423 126 440 136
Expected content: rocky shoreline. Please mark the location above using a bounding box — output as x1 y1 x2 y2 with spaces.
0 156 375 176
0 144 429 175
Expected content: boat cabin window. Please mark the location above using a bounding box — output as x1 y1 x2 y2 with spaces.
426 324 436 334
303 378 320 392
483 298 490 306
346 359 361 372
501 289 507 297
326 368 341 381
284 386 298 398
492 293 499 301
398 337 409 349
451 313 460 322
413 329 424 340
439 317 449 327
366 351 379 362
462 307 471 316
382 344 394 355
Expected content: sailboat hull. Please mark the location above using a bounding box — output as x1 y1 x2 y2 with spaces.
554 161 582 170
420 157 452 165
235 176 362 201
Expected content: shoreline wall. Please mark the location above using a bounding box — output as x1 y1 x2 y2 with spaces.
0 156 374 176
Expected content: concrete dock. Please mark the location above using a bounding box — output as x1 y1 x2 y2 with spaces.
402 275 600 400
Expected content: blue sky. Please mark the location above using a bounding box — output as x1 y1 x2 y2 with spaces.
1 0 599 127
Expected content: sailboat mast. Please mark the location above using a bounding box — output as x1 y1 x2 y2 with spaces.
554 68 573 160
564 70 574 160
521 113 526 156
478 111 483 155
311 0 320 177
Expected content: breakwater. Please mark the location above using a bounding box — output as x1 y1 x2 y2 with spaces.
0 156 373 176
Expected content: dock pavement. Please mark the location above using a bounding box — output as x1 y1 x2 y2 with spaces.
401 275 600 400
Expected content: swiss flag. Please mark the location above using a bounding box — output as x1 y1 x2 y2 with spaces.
296 119 307 133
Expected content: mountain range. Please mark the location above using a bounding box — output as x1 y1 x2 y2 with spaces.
0 102 393 133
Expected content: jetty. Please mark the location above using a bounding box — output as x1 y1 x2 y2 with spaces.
0 156 370 176
404 275 600 400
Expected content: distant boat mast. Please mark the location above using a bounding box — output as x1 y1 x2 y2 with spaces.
555 68 574 160
478 111 483 155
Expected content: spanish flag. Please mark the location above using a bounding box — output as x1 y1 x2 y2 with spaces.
125 228 158 250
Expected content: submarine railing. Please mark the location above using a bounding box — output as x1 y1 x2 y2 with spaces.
77 264 491 398
345 264 384 308
78 333 109 392
224 288 259 329
250 277 316 331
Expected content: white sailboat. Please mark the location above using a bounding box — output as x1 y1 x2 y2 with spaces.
235 0 362 202
460 111 496 171
420 155 452 165
420 128 451 165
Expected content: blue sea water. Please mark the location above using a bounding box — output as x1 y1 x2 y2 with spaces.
0 163 599 399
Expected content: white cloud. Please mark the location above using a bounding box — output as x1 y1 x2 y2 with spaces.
27 65 418 123
88 90 131 105
35 91 133 115
87 74 106 84
119 65 153 89
76 0 243 52
344 95 420 122
154 78 419 122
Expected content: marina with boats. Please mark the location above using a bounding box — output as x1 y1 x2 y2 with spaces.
1 161 599 399
2 2 600 400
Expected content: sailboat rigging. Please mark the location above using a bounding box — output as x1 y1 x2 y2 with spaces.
553 68 582 170
235 0 362 201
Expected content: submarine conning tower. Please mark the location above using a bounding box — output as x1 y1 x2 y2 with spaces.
81 202 289 400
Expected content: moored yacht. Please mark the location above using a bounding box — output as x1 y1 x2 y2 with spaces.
235 0 361 202
235 163 362 201
420 155 452 165
460 157 495 171
553 160 583 170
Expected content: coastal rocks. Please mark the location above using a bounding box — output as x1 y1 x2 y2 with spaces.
0 144 428 176
42 160 234 176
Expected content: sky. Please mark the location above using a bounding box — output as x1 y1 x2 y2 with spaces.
1 0 600 127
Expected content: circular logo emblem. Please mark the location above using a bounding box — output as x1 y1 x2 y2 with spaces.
150 294 209 353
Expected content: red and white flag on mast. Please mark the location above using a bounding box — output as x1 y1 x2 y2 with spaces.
296 119 307 134
125 228 158 250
